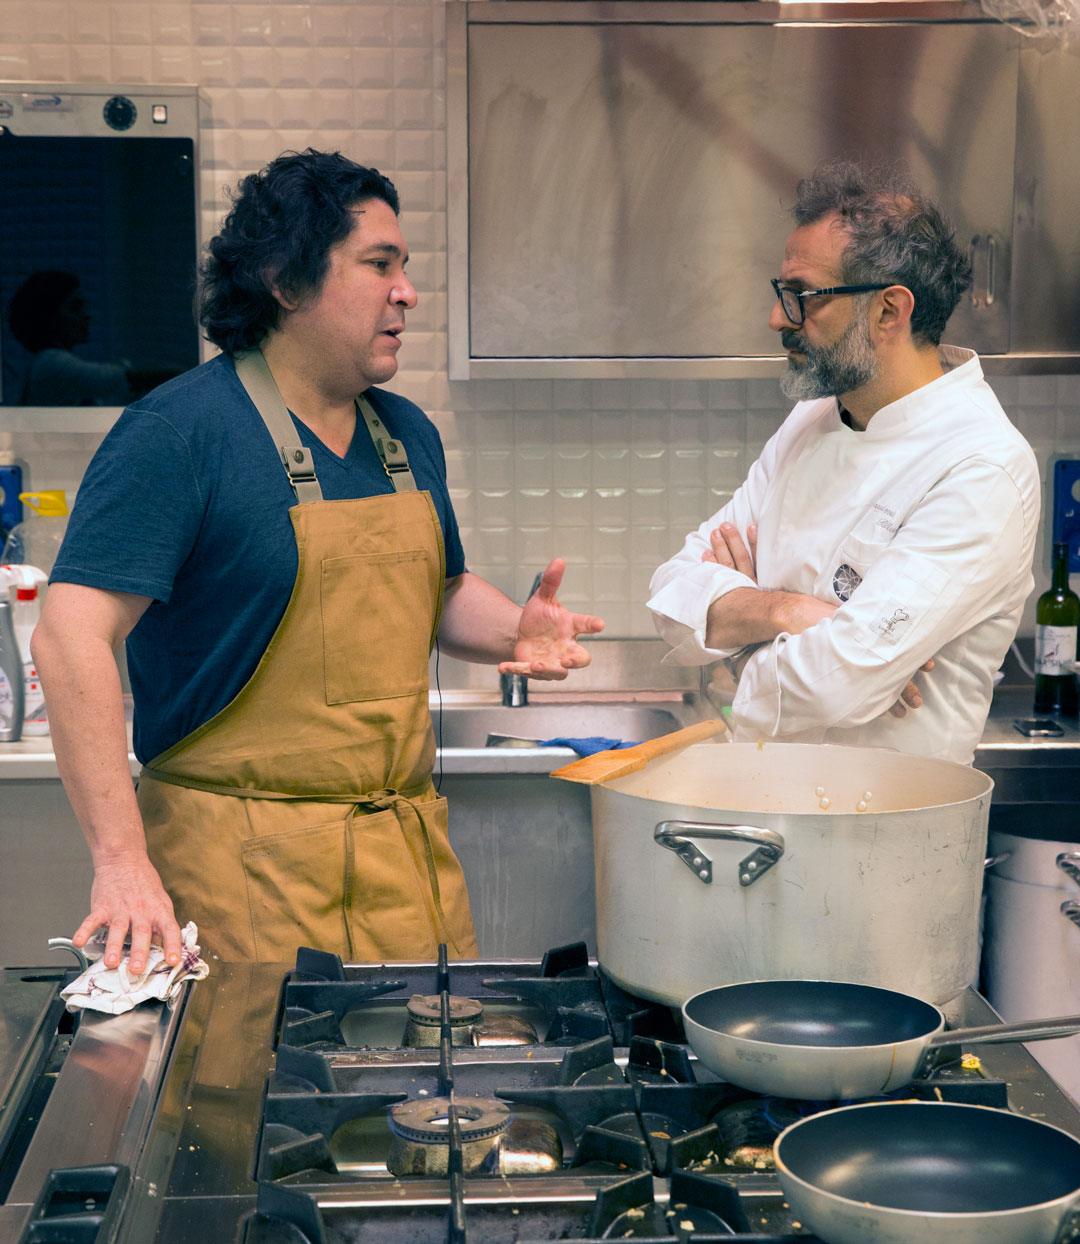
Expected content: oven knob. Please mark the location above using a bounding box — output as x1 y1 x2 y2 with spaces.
103 95 137 131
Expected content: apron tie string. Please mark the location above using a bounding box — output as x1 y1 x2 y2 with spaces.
353 789 462 956
140 770 461 954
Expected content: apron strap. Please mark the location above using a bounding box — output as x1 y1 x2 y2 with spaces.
235 350 323 504
357 394 418 493
235 351 418 498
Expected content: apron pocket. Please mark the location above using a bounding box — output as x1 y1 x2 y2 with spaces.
242 817 351 960
321 548 432 705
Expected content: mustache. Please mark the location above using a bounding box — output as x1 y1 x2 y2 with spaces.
781 330 808 352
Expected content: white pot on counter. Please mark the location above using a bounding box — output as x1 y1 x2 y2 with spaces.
985 817 1080 1104
591 742 993 1007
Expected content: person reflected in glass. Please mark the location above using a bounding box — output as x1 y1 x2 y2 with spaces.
7 271 132 406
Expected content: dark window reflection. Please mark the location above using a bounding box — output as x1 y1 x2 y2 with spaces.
0 134 200 406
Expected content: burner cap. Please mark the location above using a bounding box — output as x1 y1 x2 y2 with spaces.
406 993 484 1027
389 1096 510 1145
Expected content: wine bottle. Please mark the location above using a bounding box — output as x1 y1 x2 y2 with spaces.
1034 541 1079 717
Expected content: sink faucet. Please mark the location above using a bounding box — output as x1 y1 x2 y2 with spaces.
500 570 546 706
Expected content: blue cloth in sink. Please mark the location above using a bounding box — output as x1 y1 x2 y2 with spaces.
539 737 641 757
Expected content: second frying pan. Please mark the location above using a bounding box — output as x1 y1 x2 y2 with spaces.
682 979 1080 1100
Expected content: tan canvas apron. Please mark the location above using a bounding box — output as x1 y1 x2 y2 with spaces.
136 350 478 962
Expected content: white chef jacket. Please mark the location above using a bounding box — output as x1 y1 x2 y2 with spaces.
648 347 1039 764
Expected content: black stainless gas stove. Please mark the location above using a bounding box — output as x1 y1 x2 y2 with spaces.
4 944 1080 1243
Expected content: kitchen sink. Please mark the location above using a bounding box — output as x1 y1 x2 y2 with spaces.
430 702 685 748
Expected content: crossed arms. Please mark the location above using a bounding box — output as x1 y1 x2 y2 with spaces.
648 454 1032 738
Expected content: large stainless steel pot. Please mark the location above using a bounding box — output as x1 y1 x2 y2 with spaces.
591 741 993 1006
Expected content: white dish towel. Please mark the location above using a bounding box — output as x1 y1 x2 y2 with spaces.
60 921 210 1014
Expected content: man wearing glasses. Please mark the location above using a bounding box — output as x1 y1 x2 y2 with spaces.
648 159 1038 765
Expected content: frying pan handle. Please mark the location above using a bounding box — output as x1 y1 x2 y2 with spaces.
928 1013 1080 1050
654 820 785 887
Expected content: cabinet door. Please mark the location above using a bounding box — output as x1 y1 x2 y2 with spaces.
466 20 1017 364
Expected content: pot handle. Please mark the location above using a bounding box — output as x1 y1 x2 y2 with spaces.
654 820 785 887
1058 852 1080 887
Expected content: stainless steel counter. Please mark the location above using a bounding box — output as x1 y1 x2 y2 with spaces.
974 688 1080 808
3 682 1077 965
3 685 1079 781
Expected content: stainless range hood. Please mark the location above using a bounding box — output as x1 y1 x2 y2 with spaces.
446 2 1080 378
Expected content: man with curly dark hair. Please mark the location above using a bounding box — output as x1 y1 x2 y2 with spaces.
650 158 1038 765
34 148 604 974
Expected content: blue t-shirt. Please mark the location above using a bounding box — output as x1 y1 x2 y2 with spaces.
52 354 465 763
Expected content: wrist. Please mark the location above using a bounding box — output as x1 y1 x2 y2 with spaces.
89 840 150 869
723 643 763 682
762 590 792 634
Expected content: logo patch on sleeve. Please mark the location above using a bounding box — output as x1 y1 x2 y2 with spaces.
832 564 862 602
870 607 913 644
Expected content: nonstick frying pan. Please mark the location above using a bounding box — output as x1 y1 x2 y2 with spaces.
774 1101 1080 1244
682 979 1080 1100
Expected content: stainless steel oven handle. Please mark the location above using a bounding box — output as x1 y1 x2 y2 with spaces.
654 820 785 887
48 936 89 973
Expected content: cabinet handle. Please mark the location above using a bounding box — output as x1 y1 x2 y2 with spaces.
967 234 997 308
1061 901 1080 929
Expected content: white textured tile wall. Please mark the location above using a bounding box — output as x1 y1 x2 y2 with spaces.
1 0 1078 638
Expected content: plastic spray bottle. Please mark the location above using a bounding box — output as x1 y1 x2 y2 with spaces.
0 594 24 742
0 564 48 736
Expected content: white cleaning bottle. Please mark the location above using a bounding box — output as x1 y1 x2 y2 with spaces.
0 564 48 736
13 583 46 734
0 597 24 742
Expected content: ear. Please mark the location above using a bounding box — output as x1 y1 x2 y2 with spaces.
874 285 915 342
265 267 298 313
270 284 298 313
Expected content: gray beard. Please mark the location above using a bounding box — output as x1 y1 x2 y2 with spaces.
779 306 878 402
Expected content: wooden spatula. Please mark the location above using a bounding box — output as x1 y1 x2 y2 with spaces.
549 718 729 785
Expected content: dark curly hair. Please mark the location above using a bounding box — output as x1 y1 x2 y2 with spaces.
197 149 400 356
791 159 972 348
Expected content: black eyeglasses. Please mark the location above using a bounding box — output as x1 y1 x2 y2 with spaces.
771 278 892 326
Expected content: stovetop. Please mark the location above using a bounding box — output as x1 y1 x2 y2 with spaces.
6 944 1080 1244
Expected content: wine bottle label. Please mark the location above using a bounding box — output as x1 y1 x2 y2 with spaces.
1035 625 1079 676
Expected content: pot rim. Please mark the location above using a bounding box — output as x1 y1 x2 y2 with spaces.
600 741 994 813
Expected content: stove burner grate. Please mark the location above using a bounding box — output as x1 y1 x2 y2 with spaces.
248 943 1016 1243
